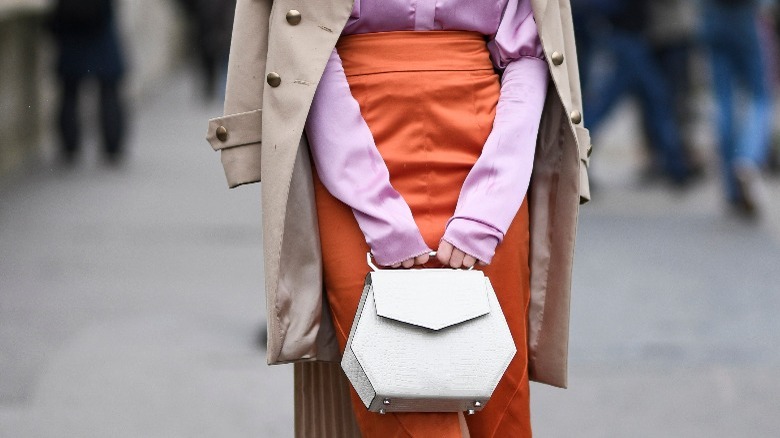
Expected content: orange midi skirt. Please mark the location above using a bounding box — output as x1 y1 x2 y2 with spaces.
312 31 532 438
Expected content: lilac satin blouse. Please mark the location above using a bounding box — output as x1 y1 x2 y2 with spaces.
304 0 549 266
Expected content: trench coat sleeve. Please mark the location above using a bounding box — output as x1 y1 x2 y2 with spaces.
205 0 272 188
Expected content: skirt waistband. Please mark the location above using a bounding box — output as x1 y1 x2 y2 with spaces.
336 31 494 76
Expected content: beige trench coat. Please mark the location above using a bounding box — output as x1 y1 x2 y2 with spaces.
206 0 591 435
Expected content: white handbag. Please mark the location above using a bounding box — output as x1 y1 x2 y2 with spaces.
341 254 516 414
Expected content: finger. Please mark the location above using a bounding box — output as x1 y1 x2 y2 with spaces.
402 258 415 269
463 254 477 269
415 253 430 265
391 263 401 268
437 241 453 265
449 249 465 269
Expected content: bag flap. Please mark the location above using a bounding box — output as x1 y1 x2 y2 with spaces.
369 269 490 330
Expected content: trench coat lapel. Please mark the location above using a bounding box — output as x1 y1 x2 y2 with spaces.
261 0 353 361
530 0 548 21
260 0 355 354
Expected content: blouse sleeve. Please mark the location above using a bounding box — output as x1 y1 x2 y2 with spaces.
441 0 549 264
304 48 432 266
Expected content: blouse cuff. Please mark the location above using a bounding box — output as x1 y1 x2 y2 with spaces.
441 217 503 264
369 226 432 267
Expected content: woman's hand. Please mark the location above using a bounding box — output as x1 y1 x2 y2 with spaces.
390 253 430 269
436 241 485 269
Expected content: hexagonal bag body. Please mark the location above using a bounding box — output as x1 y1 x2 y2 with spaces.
341 268 516 413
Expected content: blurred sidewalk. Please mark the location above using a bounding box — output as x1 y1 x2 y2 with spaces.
1 72 780 437
532 102 780 437
0 70 292 437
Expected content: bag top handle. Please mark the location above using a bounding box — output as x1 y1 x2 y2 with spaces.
366 251 473 271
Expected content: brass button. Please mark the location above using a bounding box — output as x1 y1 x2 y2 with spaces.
570 110 582 125
286 10 302 25
587 144 593 158
216 126 228 142
267 72 281 87
551 51 564 66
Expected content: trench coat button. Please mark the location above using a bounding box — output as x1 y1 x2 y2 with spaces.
587 143 593 158
216 126 228 142
267 72 281 87
570 110 582 125
286 10 302 25
551 51 564 66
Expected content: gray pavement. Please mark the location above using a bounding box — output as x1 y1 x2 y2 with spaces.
1 72 780 437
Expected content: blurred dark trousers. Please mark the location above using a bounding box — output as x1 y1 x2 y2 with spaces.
585 31 690 181
705 4 771 200
58 76 125 158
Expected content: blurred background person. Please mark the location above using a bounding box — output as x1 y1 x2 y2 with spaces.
48 0 127 166
579 0 697 187
647 0 705 178
175 0 236 101
704 0 772 216
764 1 780 174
